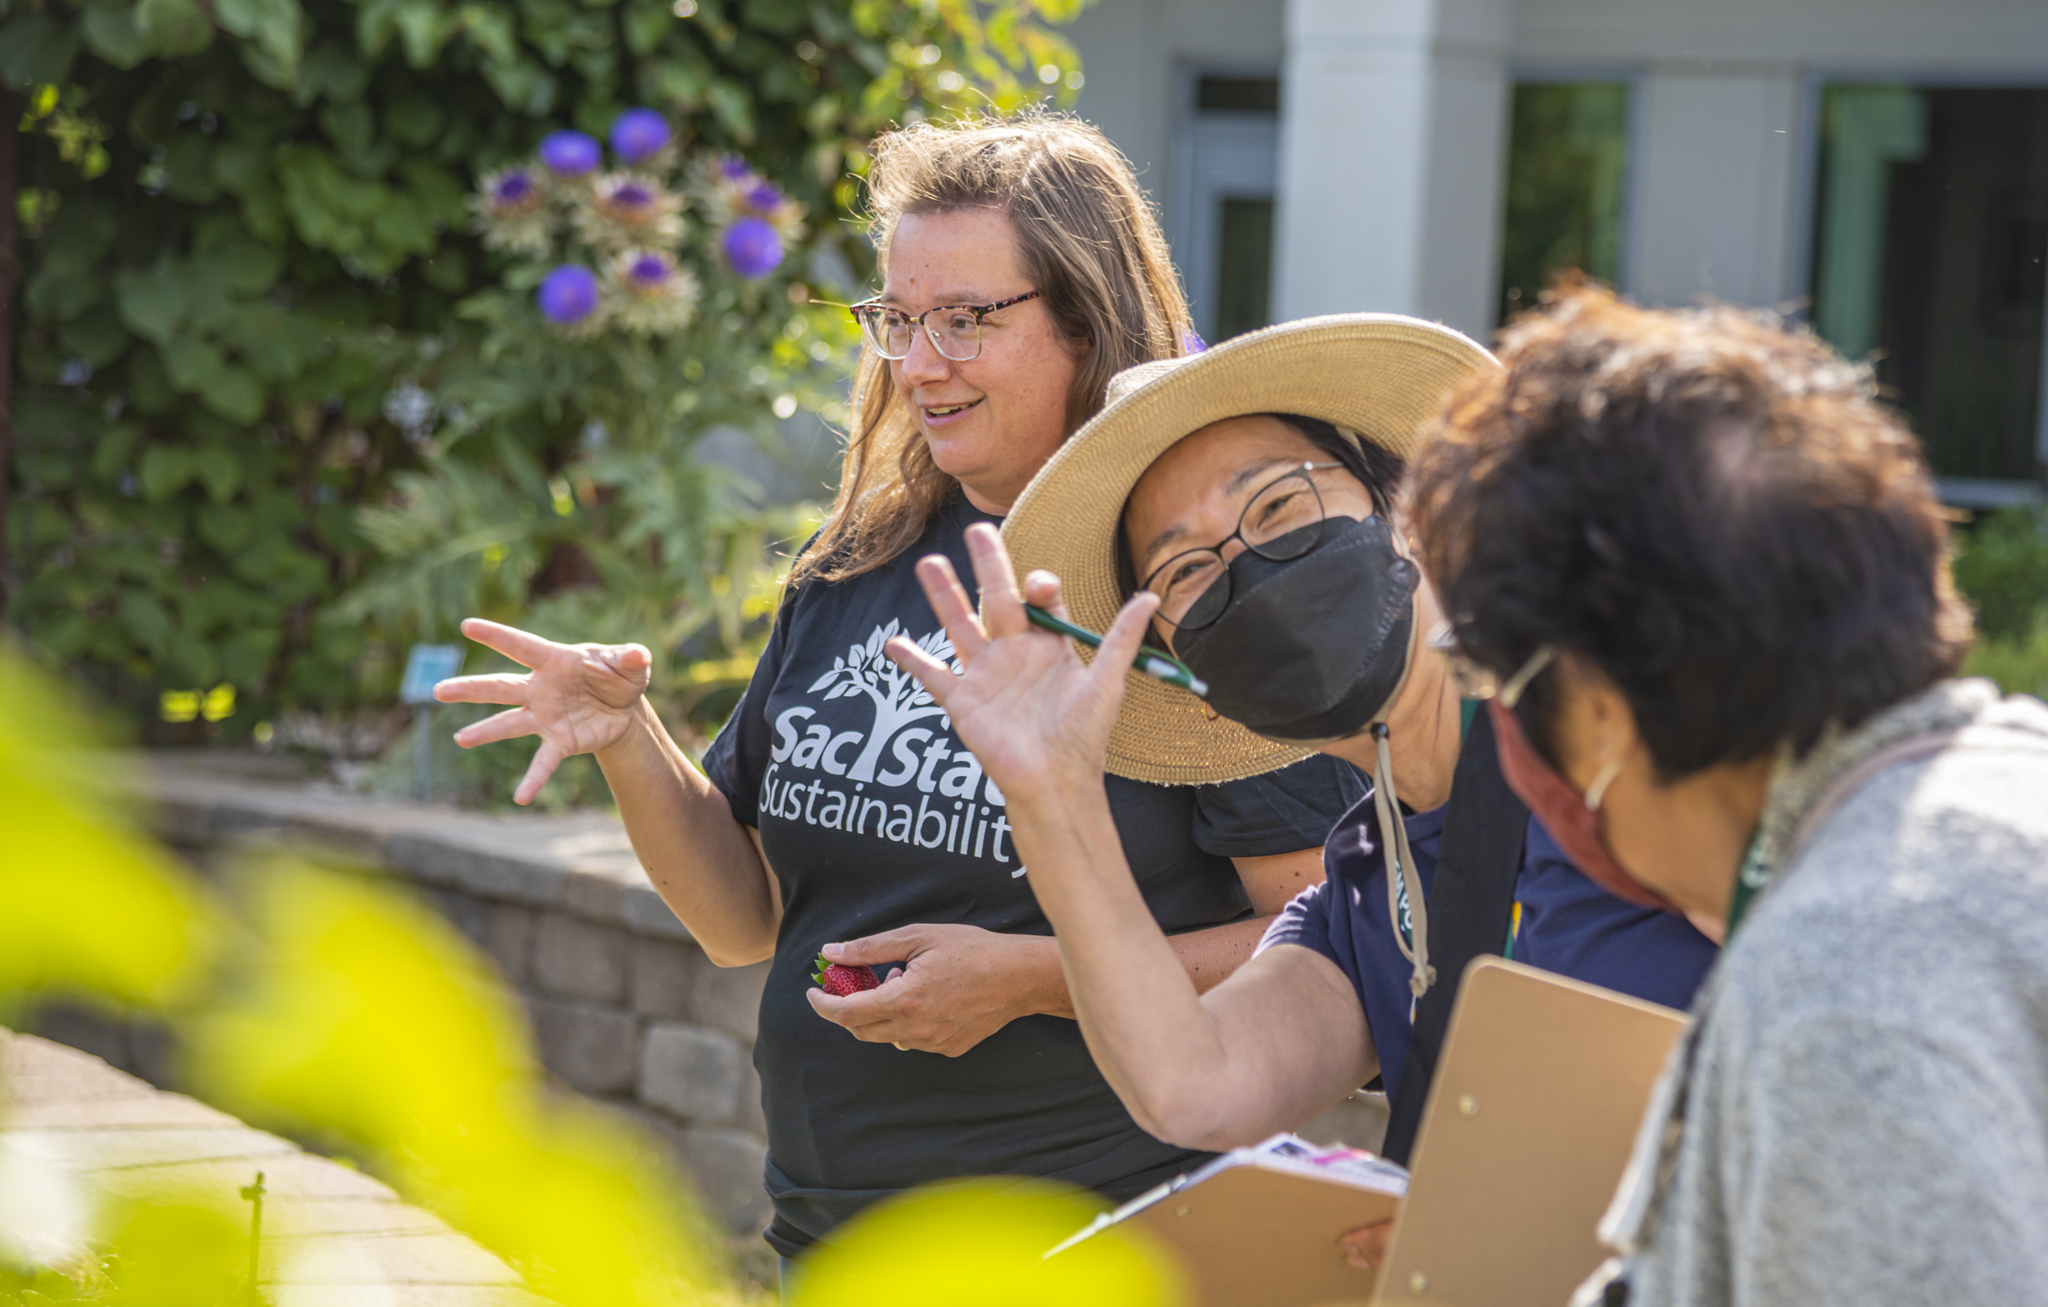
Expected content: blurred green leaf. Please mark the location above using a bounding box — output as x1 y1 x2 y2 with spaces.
0 12 82 86
199 366 267 425
56 303 131 366
214 0 304 77
132 0 214 56
161 337 224 390
138 445 200 500
115 270 188 344
79 0 151 69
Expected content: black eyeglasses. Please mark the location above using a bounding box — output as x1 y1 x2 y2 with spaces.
1141 463 1351 630
847 290 1043 362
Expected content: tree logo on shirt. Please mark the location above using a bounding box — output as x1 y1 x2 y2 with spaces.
806 619 956 782
763 619 1021 870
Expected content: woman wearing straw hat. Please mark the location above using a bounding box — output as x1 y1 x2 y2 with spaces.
880 313 1718 1271
432 115 1365 1267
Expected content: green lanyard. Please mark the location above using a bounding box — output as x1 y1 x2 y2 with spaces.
1725 829 1768 939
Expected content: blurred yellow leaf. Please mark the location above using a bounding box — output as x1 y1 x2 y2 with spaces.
0 645 216 1005
188 860 724 1306
792 1178 1188 1307
96 1197 250 1307
188 862 532 1147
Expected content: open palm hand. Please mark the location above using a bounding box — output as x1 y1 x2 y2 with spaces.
884 523 1158 808
433 618 654 804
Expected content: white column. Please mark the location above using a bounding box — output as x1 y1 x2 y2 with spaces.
1272 0 1512 338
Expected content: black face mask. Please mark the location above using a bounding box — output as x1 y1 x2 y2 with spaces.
1171 514 1419 742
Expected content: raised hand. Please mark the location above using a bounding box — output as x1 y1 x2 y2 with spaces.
434 617 654 805
883 522 1158 809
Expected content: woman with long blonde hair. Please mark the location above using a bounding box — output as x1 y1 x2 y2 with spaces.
436 113 1365 1270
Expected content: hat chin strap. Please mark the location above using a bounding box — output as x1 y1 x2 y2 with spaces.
1366 600 1435 1000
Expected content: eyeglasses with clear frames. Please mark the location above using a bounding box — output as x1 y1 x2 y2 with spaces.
847 290 1044 362
1429 627 1557 708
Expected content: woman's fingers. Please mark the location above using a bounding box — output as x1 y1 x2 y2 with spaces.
601 643 653 686
962 523 1030 638
453 707 538 749
460 617 558 671
513 740 565 806
1091 592 1162 689
882 635 959 708
1339 1220 1395 1270
434 672 532 706
912 555 988 664
1021 570 1074 623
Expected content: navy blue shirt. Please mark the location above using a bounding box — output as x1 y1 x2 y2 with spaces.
1261 795 1718 1098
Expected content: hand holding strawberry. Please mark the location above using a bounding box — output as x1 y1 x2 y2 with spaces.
814 953 880 997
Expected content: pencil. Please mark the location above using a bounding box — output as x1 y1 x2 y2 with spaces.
1024 605 1209 699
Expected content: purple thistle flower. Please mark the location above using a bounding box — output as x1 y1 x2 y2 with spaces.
1180 329 1208 355
491 170 536 205
627 253 672 287
720 156 753 180
609 180 654 210
722 217 784 280
611 109 672 164
538 265 601 323
745 180 783 211
539 131 602 176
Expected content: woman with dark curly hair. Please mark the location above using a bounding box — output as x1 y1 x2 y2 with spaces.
1404 283 2048 1307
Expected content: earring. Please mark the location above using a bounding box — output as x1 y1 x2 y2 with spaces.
1585 755 1626 811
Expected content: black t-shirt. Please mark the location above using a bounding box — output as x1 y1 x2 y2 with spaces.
703 493 1366 1255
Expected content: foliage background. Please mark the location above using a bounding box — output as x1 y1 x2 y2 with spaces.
1956 505 2048 700
1 0 1088 798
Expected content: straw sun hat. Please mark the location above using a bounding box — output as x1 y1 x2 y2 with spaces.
1001 313 1498 786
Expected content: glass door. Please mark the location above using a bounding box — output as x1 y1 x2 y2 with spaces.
1497 81 1632 324
1171 72 1280 344
1811 86 2048 491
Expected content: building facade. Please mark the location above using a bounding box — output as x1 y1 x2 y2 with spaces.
1066 0 2048 502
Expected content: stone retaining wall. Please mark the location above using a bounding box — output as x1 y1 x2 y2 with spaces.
134 753 774 1234
72 752 1386 1241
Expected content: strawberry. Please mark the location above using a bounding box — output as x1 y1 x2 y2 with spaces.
813 953 880 997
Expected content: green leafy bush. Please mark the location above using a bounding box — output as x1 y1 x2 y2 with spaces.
1953 505 2048 643
1952 505 2048 700
1963 613 2048 701
3 0 1090 748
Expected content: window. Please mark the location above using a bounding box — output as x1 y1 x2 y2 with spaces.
1214 197 1275 342
1172 69 1280 344
1497 81 1632 323
1811 86 2048 487
1197 76 1279 114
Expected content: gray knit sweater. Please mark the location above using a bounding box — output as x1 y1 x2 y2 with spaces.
1579 679 2048 1307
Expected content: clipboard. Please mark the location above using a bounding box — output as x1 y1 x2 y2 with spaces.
1110 1140 1406 1307
1371 957 1687 1306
